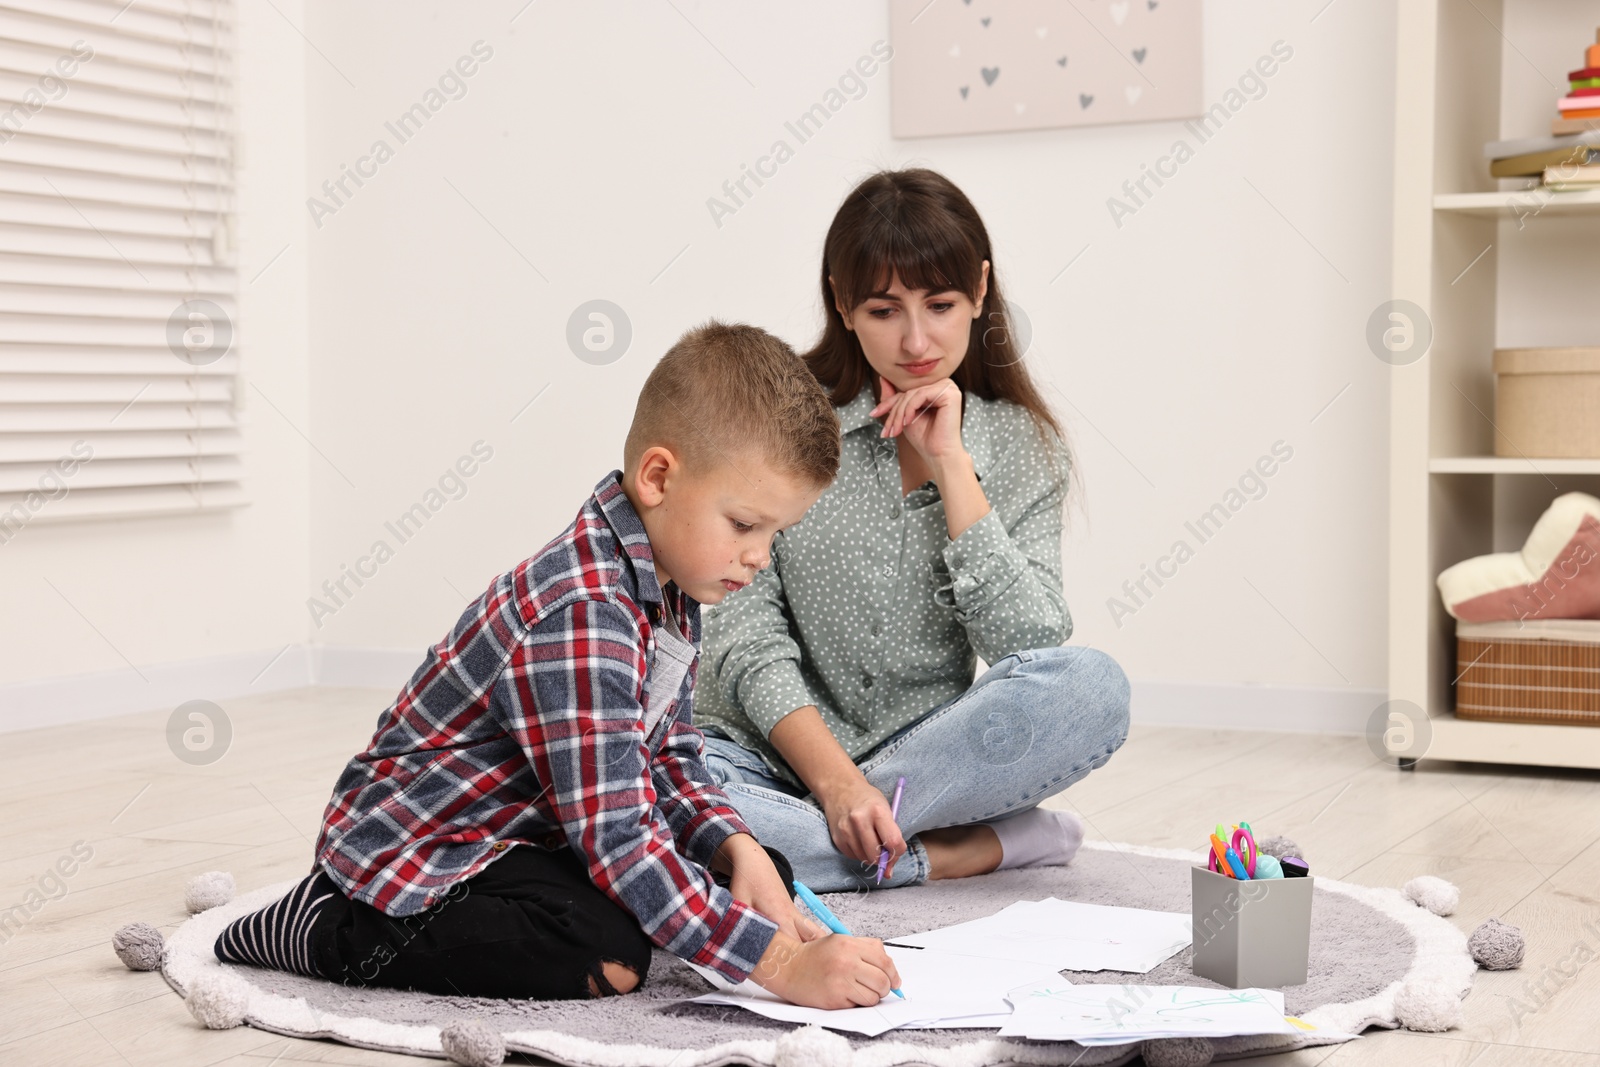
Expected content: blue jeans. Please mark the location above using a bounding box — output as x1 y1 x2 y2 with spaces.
700 645 1131 892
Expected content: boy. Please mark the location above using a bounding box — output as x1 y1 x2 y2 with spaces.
215 321 901 1008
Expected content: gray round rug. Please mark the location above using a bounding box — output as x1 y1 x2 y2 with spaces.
155 841 1476 1066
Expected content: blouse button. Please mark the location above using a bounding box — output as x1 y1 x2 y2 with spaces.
491 841 509 852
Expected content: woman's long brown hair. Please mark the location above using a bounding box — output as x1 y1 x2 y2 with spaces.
802 168 1067 455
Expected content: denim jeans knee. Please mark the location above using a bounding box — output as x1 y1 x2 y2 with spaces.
1051 646 1132 750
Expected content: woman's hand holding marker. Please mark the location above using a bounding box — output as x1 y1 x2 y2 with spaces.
767 708 911 879
820 773 908 876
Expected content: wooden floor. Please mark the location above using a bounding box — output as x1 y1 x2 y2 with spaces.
3 685 1599 1066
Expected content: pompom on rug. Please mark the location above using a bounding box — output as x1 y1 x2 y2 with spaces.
153 841 1476 1067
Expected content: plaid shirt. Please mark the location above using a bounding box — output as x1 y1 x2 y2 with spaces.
313 470 779 983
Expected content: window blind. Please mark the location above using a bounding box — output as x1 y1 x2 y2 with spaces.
0 0 242 536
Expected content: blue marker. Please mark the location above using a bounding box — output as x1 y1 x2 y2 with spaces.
1223 844 1252 880
792 880 904 999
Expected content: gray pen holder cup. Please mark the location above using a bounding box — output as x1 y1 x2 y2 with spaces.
1190 865 1314 988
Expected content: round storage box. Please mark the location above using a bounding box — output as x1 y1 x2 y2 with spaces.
1493 347 1600 458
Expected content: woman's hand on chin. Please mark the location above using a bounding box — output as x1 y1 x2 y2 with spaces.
870 373 967 467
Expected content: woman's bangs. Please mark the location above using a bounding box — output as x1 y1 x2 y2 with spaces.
836 213 979 309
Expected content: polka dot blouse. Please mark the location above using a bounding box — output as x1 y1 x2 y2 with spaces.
693 382 1075 788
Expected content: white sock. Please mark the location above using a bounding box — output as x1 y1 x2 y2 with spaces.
988 808 1085 870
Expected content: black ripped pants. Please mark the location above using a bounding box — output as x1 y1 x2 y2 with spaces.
310 841 793 1000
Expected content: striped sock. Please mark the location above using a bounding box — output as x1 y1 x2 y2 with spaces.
213 871 341 978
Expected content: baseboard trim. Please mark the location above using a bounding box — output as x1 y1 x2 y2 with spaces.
0 646 1380 737
0 644 415 735
1130 678 1379 736
309 645 422 689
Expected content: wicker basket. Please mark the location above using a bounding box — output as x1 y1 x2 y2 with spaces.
1456 619 1600 725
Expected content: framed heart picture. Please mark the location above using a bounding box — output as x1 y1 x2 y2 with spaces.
890 0 1204 137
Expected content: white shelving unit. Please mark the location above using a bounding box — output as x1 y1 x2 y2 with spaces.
1429 458 1600 475
1389 0 1600 771
1434 188 1600 216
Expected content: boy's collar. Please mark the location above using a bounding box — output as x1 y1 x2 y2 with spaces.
594 470 665 606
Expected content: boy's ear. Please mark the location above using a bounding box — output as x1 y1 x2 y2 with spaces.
632 445 676 508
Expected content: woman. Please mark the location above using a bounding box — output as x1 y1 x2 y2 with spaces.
693 168 1131 892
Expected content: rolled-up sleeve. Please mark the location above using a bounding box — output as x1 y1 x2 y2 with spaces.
507 597 777 983
703 535 818 740
932 431 1074 663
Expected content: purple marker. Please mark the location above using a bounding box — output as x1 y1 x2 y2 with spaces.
876 777 907 884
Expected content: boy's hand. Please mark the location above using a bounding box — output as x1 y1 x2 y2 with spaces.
751 930 902 1010
720 834 825 944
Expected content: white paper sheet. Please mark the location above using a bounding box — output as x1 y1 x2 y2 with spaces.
998 979 1302 1042
891 896 1191 974
685 946 1060 1035
884 948 1064 1029
687 984 930 1036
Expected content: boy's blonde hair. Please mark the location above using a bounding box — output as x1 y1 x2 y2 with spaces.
624 320 840 486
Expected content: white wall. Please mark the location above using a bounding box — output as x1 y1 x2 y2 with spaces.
299 0 1396 698
0 0 312 713
3 0 1403 729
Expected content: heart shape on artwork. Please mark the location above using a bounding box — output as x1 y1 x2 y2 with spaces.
981 16 991 27
1056 56 1068 66
1110 1 1129 25
981 66 1000 86
959 85 969 99
1079 92 1094 108
1133 47 1147 63
1149 0 1159 8
1125 85 1142 104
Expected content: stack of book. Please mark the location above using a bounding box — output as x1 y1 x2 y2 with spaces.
1484 26 1600 189
1545 156 1600 192
1486 137 1598 182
